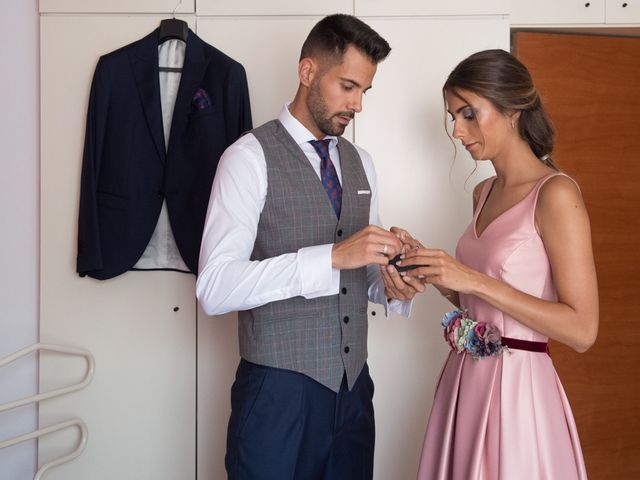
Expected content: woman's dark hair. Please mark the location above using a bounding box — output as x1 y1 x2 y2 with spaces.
444 49 557 168
300 14 391 65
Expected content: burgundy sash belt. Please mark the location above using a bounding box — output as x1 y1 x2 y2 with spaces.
501 336 550 355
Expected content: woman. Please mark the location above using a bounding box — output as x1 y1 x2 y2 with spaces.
398 50 599 479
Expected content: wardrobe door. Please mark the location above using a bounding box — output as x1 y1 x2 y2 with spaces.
606 0 640 23
196 0 350 15
510 0 605 24
355 0 508 16
40 15 196 480
39 0 194 13
355 17 507 480
193 16 354 479
194 14 508 480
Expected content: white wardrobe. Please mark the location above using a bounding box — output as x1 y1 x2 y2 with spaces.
37 1 505 478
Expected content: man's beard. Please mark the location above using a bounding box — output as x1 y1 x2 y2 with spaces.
307 80 354 137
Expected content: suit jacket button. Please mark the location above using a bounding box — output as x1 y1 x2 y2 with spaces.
337 229 343 237
344 346 350 354
343 316 349 324
341 287 347 294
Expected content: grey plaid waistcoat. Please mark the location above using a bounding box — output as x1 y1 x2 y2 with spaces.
238 119 371 392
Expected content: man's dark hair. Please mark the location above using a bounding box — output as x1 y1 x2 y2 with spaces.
300 14 391 64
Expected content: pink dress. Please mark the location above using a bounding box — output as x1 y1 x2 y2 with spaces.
417 173 588 480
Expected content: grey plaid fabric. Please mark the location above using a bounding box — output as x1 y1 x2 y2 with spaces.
238 120 371 392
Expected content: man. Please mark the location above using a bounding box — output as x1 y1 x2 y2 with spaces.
196 14 422 479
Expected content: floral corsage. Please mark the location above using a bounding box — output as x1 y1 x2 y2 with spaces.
442 309 505 359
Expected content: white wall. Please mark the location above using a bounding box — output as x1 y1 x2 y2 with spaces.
0 1 39 479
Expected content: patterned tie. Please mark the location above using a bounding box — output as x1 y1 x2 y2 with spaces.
309 139 342 218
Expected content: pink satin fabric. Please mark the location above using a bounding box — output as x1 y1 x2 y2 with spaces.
417 173 588 480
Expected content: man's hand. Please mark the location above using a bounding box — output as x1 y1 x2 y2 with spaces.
381 264 425 301
332 225 403 270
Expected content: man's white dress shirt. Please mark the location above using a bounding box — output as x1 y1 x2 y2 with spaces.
196 104 411 317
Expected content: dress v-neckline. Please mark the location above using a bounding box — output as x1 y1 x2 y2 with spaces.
473 175 547 239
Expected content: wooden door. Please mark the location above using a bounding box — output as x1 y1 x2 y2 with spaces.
514 32 640 479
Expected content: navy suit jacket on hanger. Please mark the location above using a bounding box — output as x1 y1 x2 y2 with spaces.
77 28 252 280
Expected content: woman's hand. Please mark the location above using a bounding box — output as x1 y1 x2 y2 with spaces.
380 227 427 300
390 226 423 250
397 247 478 294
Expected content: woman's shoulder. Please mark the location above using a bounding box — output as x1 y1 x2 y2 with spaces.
535 172 587 233
537 172 582 207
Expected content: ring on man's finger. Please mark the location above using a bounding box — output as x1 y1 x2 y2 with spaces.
382 244 388 255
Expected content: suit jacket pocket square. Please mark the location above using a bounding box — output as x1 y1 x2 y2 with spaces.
192 87 212 110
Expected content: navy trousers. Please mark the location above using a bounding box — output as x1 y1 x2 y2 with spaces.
225 360 375 480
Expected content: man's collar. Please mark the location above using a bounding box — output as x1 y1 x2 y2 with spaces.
278 103 338 147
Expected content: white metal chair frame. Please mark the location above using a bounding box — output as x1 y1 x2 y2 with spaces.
0 343 95 480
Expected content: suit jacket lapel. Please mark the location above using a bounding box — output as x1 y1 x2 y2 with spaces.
167 30 209 158
130 29 166 163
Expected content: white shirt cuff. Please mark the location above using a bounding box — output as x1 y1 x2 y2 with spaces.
386 298 413 318
298 243 339 298
367 270 413 318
